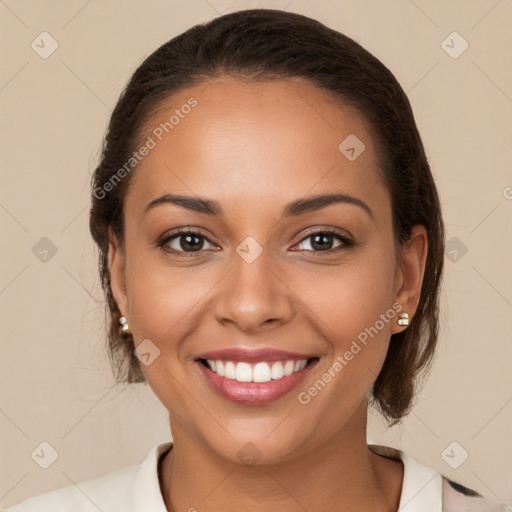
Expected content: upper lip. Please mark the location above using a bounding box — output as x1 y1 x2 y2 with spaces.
196 348 317 363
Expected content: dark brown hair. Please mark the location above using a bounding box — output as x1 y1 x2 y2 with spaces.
89 9 445 424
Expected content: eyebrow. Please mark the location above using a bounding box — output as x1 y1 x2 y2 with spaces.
144 192 374 220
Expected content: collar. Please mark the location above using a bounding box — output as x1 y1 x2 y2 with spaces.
133 442 443 512
369 444 443 511
132 441 172 512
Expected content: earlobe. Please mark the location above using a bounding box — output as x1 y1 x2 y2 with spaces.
108 227 128 317
391 225 428 334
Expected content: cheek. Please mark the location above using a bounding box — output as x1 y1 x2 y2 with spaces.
292 248 398 422
296 243 398 395
125 256 213 345
121 247 213 412
300 246 397 343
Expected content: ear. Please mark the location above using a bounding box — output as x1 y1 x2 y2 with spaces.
391 225 428 334
108 226 129 317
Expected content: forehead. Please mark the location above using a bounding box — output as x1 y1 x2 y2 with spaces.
127 76 389 217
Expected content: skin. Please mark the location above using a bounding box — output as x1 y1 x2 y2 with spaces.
109 75 428 511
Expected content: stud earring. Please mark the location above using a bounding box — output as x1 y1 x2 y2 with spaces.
119 316 131 334
397 312 410 326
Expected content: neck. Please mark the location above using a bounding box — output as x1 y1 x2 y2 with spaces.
158 404 403 512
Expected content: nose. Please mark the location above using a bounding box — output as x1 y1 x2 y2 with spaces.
212 246 295 333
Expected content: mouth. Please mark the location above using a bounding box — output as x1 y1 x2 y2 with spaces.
195 352 319 405
199 357 316 382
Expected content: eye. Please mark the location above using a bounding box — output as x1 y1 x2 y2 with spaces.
158 229 218 255
293 229 352 252
157 228 352 256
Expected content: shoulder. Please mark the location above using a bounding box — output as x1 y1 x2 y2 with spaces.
4 464 138 512
4 442 172 512
369 444 510 512
441 477 509 512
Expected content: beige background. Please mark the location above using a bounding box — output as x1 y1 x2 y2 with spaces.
1 0 511 508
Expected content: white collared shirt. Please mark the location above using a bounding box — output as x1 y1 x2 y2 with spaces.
4 442 508 511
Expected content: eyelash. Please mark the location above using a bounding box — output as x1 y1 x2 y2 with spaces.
157 227 353 257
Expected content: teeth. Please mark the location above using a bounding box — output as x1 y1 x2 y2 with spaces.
283 360 295 376
271 361 284 379
224 361 236 379
253 362 271 383
205 359 308 382
235 362 252 382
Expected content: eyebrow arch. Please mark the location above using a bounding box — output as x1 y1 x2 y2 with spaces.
282 193 374 220
144 192 374 220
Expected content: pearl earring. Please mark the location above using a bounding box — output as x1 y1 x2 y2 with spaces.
397 312 410 326
119 316 131 334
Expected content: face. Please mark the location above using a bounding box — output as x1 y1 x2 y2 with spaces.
109 76 426 464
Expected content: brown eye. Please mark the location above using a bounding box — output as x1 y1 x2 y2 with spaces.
158 230 218 254
294 230 352 252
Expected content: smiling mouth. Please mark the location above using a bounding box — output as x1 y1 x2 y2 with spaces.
198 357 319 383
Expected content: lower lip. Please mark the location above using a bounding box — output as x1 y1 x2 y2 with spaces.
196 359 317 405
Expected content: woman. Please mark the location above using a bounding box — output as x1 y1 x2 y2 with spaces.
6 8 507 512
